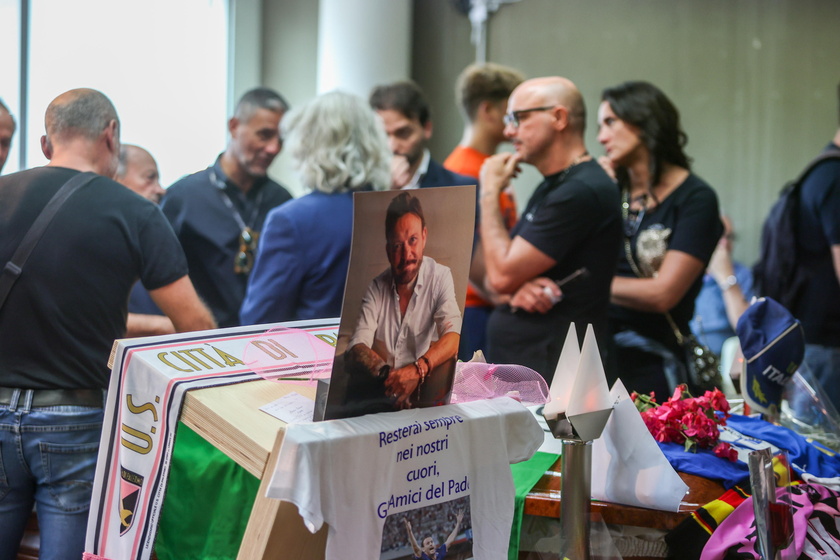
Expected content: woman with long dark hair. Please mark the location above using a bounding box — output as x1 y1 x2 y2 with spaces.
598 81 722 397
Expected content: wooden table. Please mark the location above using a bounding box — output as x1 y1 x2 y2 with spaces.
518 458 726 559
178 379 725 559
524 456 725 530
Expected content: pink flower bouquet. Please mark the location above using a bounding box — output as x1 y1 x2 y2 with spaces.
632 384 738 461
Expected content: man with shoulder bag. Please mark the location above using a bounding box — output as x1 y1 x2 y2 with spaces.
0 88 215 560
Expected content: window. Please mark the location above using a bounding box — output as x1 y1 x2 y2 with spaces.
1 0 228 185
0 0 22 174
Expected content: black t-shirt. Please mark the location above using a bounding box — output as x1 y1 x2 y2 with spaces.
610 174 722 354
0 167 188 389
487 160 622 378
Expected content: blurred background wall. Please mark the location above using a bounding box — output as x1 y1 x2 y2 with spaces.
262 0 840 266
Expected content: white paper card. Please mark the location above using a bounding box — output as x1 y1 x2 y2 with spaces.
543 323 580 420
260 391 316 424
591 380 689 512
566 324 612 419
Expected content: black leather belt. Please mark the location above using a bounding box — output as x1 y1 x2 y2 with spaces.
0 387 103 408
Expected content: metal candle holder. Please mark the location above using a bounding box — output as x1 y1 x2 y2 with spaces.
545 408 613 560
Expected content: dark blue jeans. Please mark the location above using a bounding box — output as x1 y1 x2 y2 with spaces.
0 390 103 560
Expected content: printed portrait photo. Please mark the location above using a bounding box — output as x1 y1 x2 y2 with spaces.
323 186 475 420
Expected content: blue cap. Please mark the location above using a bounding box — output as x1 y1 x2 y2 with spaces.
736 297 805 416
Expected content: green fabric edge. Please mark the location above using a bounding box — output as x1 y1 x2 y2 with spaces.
509 451 561 560
154 422 260 560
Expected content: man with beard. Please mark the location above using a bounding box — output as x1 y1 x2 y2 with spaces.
345 192 461 410
161 88 293 327
369 81 475 191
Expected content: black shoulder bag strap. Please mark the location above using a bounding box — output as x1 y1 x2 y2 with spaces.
794 148 840 191
0 171 98 310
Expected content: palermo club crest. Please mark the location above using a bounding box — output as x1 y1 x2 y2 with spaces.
119 465 144 535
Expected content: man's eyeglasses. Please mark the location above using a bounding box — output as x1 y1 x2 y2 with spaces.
234 227 259 275
503 105 557 129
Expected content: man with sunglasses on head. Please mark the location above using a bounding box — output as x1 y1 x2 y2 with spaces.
161 87 293 327
478 76 622 382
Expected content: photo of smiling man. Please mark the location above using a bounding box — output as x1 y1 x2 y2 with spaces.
345 191 461 409
323 187 474 420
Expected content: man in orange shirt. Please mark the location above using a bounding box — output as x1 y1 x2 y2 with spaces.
444 63 524 360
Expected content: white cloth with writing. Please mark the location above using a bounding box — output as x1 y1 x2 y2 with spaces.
267 397 542 560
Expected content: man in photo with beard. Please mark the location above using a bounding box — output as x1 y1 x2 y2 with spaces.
344 192 461 411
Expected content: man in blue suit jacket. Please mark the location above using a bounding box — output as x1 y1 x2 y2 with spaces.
370 81 476 191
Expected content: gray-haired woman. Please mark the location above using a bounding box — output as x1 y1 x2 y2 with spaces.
240 90 390 324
